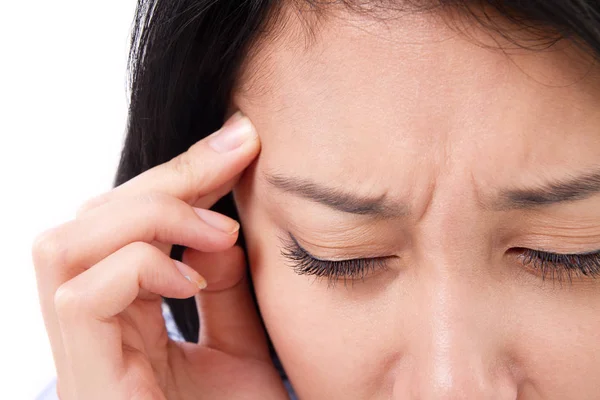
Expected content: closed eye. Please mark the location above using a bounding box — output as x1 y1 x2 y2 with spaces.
513 247 600 282
278 232 600 287
278 232 393 287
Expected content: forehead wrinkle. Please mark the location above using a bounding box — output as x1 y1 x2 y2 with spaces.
262 170 411 218
232 3 600 223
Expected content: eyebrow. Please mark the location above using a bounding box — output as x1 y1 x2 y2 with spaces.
264 173 410 217
264 169 600 217
492 168 600 210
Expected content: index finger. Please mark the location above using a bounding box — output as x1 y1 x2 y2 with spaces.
78 111 260 215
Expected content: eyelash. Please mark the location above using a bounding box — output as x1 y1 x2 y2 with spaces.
279 234 392 287
280 233 600 286
516 248 600 283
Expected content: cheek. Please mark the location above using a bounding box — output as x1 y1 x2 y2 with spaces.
233 174 600 397
508 287 600 395
235 193 392 396
242 220 361 393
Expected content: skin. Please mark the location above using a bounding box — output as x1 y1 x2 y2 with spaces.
229 6 600 399
34 5 600 400
33 115 289 399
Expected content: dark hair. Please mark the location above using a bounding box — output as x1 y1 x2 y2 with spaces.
114 0 600 378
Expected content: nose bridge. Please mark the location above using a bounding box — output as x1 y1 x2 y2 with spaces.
416 177 489 377
416 166 491 360
395 252 517 399
391 164 519 398
414 268 490 398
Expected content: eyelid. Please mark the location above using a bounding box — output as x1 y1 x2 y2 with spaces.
282 232 600 285
514 247 600 281
511 247 600 257
279 232 393 286
288 232 394 262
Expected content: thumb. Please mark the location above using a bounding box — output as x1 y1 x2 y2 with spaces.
182 246 271 361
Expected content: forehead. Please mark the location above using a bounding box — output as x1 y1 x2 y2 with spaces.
230 7 600 196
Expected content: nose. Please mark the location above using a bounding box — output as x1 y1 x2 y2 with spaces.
392 271 519 399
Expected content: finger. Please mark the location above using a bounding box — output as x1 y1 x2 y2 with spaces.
32 195 237 398
54 242 203 397
182 246 271 361
190 170 243 210
79 170 243 222
149 170 242 259
76 111 259 218
150 240 172 257
182 246 250 292
39 192 239 284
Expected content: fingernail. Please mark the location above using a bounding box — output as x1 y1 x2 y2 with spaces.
193 207 240 235
173 260 208 290
208 111 257 153
185 275 208 290
222 110 245 127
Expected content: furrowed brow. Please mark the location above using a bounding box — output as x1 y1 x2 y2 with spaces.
263 172 409 218
490 168 600 210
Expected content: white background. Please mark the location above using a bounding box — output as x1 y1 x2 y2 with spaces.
0 1 136 398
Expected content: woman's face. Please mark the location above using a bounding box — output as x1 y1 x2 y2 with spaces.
230 7 600 399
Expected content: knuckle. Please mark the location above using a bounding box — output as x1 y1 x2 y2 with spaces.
134 192 171 219
32 227 67 269
53 282 81 319
124 241 164 265
135 192 189 223
168 151 208 192
169 150 194 177
122 242 167 284
135 191 170 208
76 193 110 219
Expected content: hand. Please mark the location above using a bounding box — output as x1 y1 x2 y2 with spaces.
32 112 289 400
